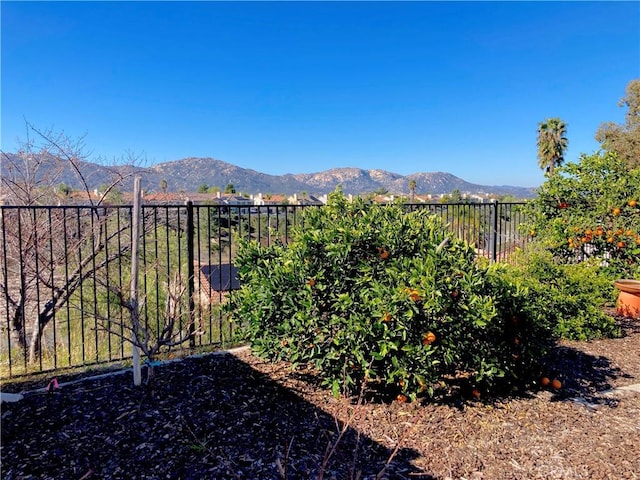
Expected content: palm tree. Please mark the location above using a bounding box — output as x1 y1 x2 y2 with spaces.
408 179 417 203
537 118 568 175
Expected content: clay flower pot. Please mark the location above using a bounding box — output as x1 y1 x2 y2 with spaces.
614 279 640 319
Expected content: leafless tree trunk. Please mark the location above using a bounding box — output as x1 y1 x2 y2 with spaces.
1 123 139 363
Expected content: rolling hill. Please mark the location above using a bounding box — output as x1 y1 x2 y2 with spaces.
1 154 537 198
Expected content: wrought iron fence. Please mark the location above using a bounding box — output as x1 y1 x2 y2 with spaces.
0 201 527 378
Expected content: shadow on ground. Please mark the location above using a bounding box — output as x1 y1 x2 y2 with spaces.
540 322 638 405
1 353 425 479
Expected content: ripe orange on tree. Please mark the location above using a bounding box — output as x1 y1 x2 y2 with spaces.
613 207 621 216
396 394 408 403
629 199 638 207
551 379 562 390
409 289 421 302
307 278 316 287
422 331 437 345
540 376 551 387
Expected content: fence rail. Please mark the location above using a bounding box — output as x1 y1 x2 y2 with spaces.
1 201 528 379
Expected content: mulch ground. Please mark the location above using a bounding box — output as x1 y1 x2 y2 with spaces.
2 316 640 480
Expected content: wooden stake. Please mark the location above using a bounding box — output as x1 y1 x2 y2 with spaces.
130 176 142 386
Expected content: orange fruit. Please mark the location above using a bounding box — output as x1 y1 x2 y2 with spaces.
471 388 481 399
540 376 551 387
379 250 390 259
617 241 626 249
422 331 437 345
399 379 406 388
396 394 407 403
409 289 421 302
595 226 604 236
629 200 637 207
382 312 392 323
307 278 316 287
607 237 614 244
613 207 621 216
551 379 562 389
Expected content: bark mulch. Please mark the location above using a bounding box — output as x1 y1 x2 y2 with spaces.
2 317 639 480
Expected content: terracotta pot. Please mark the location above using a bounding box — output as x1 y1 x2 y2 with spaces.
614 279 640 319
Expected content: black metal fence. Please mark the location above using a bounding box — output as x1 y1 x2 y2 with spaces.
0 201 527 378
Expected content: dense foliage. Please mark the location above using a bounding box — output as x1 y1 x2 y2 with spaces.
494 245 622 341
228 190 552 401
524 151 640 280
596 78 640 168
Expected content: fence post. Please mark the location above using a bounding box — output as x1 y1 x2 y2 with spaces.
186 201 196 347
490 200 498 262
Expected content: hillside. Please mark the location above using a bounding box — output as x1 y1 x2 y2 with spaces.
1 154 537 198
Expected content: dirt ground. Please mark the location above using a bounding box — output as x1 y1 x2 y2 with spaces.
2 316 639 480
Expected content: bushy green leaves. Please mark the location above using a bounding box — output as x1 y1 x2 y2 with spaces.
496 246 622 341
515 151 638 339
525 151 640 279
227 190 553 401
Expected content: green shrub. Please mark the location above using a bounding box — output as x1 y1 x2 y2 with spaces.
524 151 640 279
501 245 622 341
227 190 553 401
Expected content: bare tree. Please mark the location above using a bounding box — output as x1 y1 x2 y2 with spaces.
98 269 202 383
0 123 139 363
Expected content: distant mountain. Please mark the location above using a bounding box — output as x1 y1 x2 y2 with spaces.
146 157 536 198
1 154 537 199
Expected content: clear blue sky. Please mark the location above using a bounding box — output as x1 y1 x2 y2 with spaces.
2 1 639 188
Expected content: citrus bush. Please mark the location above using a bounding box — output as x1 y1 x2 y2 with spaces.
227 190 553 401
494 245 622 341
525 151 640 279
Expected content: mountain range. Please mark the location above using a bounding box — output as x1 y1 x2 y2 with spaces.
1 154 537 199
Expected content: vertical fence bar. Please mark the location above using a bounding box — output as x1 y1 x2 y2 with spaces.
186 201 196 347
90 209 99 363
490 200 498 262
46 208 57 369
1 208 13 376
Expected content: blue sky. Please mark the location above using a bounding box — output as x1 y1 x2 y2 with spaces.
2 1 639 188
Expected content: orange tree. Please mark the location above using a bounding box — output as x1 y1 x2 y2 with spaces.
510 151 639 340
227 189 552 401
525 151 640 279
